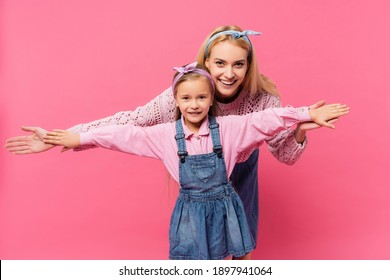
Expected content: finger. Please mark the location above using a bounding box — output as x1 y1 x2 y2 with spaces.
53 129 67 133
43 136 62 143
323 122 336 129
45 131 65 137
46 130 66 136
61 147 71 153
5 136 30 143
339 106 350 115
21 126 37 132
44 139 61 145
6 145 31 152
327 118 339 124
318 120 336 129
45 132 58 137
5 139 28 147
311 100 326 109
13 149 34 155
43 138 62 144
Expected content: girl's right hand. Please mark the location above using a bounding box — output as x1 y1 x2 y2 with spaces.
309 103 349 128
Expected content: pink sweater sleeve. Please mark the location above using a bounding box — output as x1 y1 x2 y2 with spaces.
69 87 176 151
262 93 309 165
219 106 311 176
79 123 171 160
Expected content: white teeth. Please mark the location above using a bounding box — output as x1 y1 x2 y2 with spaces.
220 80 235 86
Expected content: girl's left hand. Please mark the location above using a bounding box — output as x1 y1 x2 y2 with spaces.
43 129 80 149
309 102 349 129
297 100 328 132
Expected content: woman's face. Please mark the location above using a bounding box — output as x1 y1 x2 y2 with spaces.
205 41 249 102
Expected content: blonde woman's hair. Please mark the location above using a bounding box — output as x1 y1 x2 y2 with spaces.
196 25 279 98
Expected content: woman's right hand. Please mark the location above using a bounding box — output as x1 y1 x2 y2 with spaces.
4 126 54 155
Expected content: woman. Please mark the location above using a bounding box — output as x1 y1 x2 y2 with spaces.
5 25 332 259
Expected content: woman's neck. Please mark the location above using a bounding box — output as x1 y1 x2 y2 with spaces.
215 86 242 104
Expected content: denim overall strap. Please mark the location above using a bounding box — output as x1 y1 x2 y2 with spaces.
208 116 223 158
208 116 229 185
175 119 188 163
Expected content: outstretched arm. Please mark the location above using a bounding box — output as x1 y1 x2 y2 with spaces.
69 87 176 133
228 103 349 158
43 123 168 161
5 87 176 155
264 95 348 165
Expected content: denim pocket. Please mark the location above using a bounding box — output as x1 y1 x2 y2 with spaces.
189 155 216 183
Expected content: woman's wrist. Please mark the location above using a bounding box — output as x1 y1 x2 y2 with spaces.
294 125 307 144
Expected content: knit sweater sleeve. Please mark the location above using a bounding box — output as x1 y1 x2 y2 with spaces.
68 87 177 151
262 93 307 165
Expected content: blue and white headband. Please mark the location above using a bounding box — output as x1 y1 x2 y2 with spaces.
204 30 261 57
172 62 215 93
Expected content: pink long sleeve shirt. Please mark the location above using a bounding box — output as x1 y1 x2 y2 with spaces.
70 88 307 165
79 106 311 183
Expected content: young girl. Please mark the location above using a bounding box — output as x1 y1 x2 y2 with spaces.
43 63 349 260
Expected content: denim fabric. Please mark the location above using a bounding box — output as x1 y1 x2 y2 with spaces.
230 149 259 245
169 116 255 260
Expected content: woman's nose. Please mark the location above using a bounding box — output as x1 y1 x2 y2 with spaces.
224 67 235 79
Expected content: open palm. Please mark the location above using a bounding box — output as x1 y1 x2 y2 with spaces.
5 126 54 154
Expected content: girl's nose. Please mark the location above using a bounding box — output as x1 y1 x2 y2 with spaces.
190 100 199 108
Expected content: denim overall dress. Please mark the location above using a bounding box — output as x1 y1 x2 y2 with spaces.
169 116 255 260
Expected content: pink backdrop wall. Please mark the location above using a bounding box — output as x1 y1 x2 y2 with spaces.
1 0 389 259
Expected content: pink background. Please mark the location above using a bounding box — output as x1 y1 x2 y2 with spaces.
1 0 389 259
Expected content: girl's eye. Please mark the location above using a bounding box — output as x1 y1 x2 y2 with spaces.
234 62 244 68
215 61 224 66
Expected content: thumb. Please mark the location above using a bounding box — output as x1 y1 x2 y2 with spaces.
309 100 326 110
61 147 71 153
21 126 38 133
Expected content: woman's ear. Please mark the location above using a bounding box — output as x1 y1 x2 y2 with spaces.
205 58 210 69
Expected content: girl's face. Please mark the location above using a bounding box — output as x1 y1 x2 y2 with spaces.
205 41 249 102
175 78 213 133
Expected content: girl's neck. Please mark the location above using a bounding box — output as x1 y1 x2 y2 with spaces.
183 116 207 135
